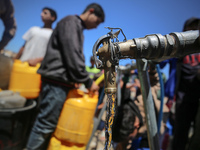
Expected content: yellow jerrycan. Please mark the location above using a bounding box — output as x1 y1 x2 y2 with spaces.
8 59 41 99
48 73 104 150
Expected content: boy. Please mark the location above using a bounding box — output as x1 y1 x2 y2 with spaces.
15 7 57 66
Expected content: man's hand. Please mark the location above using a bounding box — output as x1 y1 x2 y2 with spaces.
27 57 43 66
88 81 99 95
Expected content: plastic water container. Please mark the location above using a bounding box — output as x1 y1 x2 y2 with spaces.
8 59 41 99
50 89 98 148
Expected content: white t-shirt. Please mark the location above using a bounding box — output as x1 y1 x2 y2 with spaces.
20 26 53 61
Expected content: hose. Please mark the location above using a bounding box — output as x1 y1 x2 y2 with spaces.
156 64 164 133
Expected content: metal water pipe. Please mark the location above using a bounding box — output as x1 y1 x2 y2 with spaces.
92 28 200 150
96 30 200 62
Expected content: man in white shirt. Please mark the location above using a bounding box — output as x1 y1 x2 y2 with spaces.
15 7 57 66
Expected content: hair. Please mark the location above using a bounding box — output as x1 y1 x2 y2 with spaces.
82 3 105 22
183 17 200 31
112 90 143 142
112 100 136 142
42 7 57 22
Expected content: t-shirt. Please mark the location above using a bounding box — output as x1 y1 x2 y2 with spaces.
20 26 52 61
179 53 200 90
86 66 100 79
159 58 177 100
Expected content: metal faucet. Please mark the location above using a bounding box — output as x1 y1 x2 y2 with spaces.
92 28 125 94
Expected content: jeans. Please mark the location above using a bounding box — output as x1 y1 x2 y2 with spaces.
26 81 70 150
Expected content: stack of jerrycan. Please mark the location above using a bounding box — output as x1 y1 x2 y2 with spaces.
48 74 104 150
8 59 41 99
0 59 40 150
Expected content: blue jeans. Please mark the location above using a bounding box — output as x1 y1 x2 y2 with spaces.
26 81 70 150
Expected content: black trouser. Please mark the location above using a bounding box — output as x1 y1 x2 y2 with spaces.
172 90 199 150
188 99 200 150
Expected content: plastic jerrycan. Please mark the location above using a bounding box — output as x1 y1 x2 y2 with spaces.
8 59 41 99
48 74 104 150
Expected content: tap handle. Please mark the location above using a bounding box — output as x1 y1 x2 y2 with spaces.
92 34 111 68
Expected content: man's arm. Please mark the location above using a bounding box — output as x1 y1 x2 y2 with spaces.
15 45 24 59
0 0 17 51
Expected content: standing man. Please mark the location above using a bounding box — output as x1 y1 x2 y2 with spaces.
26 3 105 150
172 17 200 150
15 7 57 66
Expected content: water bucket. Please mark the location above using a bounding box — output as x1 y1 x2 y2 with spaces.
48 89 98 149
8 59 41 99
0 100 36 150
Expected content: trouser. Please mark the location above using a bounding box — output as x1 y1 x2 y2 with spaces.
172 90 199 150
26 81 70 150
188 99 200 150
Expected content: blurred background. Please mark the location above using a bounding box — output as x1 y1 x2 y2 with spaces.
1 0 200 78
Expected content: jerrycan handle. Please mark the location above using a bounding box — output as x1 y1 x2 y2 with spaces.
95 73 104 85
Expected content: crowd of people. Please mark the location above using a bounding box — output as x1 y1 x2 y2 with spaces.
0 0 200 150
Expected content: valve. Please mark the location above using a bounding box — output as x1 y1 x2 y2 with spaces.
92 27 127 94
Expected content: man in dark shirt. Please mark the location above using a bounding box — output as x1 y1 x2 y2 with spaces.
0 0 16 51
172 17 200 150
26 3 105 150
